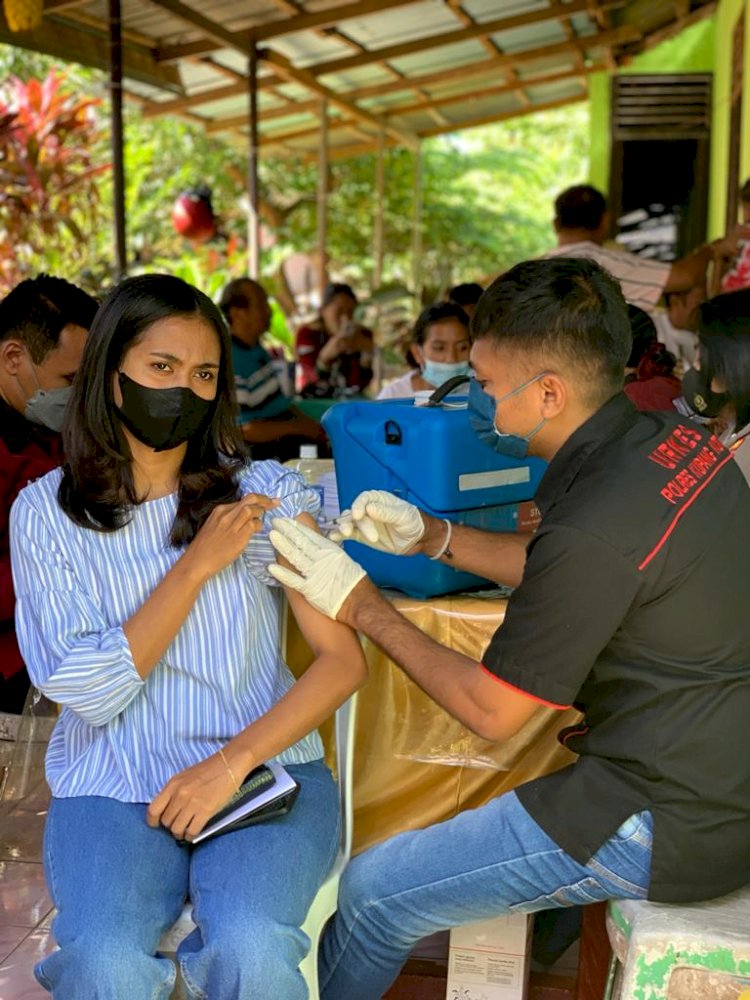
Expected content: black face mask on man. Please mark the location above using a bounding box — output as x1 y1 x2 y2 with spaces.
115 372 213 451
681 367 730 419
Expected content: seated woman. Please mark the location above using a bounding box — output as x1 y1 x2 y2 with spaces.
10 273 366 1000
623 304 681 412
682 288 750 485
296 283 373 396
378 302 471 400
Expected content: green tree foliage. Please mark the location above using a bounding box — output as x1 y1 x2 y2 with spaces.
0 43 590 301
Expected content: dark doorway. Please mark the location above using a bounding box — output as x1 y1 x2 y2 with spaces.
609 74 712 262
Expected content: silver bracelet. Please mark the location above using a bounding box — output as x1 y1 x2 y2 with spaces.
429 518 454 561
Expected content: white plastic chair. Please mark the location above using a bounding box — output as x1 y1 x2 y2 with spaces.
159 691 358 1000
298 692 357 996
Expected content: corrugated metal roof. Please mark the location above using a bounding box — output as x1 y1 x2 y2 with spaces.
0 0 717 156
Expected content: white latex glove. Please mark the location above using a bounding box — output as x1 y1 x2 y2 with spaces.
268 518 367 619
329 490 425 555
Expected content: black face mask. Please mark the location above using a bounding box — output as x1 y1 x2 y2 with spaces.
116 372 213 452
681 367 730 418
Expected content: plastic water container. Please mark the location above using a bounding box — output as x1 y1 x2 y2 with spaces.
285 446 334 517
322 397 546 598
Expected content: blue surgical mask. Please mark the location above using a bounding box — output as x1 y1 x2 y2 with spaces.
468 373 547 459
422 358 471 389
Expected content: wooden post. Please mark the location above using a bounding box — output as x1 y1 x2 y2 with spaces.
109 0 127 281
373 128 385 291
410 142 423 308
247 44 260 279
317 98 329 302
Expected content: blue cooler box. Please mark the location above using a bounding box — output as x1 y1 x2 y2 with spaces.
322 397 547 598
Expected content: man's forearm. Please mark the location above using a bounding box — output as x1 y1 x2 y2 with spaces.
665 245 712 294
343 581 495 736
417 517 531 588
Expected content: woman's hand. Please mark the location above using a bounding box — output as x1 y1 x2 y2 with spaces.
182 494 279 585
147 752 240 842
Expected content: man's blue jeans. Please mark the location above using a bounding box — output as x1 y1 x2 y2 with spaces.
36 760 338 1000
320 789 653 1000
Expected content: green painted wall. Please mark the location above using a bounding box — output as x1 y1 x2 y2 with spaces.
588 18 716 195
709 0 749 236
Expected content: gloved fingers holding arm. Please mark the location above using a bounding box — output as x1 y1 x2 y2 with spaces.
269 518 368 621
328 489 426 554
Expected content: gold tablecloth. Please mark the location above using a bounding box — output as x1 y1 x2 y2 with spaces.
286 592 580 855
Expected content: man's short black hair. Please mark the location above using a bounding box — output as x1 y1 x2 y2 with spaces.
448 282 484 308
554 185 608 233
472 258 631 406
0 275 98 363
740 178 750 205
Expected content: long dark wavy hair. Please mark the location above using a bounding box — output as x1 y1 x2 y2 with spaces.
58 273 247 546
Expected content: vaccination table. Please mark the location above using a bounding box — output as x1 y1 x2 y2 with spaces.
286 590 581 855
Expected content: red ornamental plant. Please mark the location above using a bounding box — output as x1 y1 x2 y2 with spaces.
0 71 110 292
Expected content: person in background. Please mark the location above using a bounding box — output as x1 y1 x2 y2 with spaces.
220 278 327 463
377 303 471 400
448 282 484 320
546 184 723 310
296 283 374 396
623 304 681 413
682 288 750 485
653 285 704 374
718 179 750 294
0 275 97 713
11 273 366 998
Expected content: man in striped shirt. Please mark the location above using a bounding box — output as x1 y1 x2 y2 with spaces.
220 278 327 462
545 185 716 312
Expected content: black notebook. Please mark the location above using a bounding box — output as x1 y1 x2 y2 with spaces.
189 762 300 845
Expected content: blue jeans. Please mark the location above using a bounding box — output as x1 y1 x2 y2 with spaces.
37 759 338 1000
320 789 652 1000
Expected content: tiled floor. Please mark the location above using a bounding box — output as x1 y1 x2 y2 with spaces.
0 738 54 1000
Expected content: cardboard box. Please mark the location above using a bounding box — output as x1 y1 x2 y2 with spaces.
446 913 532 1000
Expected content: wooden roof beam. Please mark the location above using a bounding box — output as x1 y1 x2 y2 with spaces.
0 15 182 91
250 0 419 42
417 93 589 139
155 0 420 61
344 23 640 101
586 0 616 68
444 0 530 108
263 49 419 149
558 12 589 87
304 0 624 79
147 0 254 55
630 0 717 55
249 0 423 42
156 0 622 68
387 62 605 120
312 93 588 162
145 22 637 124
264 0 450 126
201 63 604 143
202 100 336 133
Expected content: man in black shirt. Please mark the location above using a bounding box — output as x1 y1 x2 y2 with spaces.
268 258 750 1000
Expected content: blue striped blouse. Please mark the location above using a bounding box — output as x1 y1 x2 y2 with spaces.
10 461 324 801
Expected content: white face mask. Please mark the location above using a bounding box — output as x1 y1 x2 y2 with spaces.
421 358 472 388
